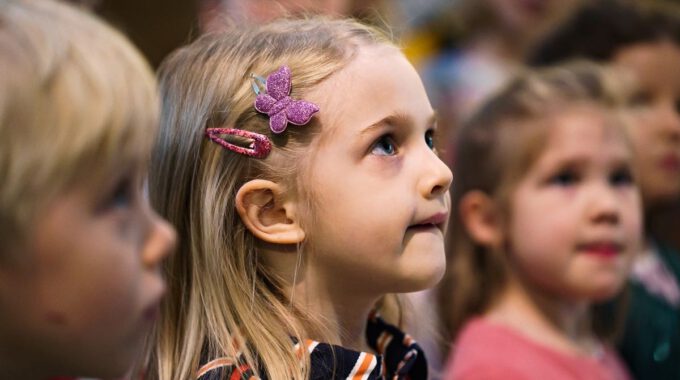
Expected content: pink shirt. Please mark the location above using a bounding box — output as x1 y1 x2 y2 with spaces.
444 318 631 380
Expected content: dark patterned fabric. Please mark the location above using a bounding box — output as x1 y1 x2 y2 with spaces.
197 312 427 379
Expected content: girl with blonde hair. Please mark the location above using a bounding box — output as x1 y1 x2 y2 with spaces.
148 17 452 379
440 62 641 379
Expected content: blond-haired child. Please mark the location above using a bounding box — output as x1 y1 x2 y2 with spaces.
0 1 176 378
148 17 451 380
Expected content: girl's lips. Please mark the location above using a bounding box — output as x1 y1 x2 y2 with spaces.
416 212 449 226
408 212 449 231
578 243 622 258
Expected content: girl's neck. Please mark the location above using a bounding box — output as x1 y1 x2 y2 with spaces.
484 273 598 357
289 271 377 353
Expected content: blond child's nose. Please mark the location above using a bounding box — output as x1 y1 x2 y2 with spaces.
420 153 453 198
142 216 177 268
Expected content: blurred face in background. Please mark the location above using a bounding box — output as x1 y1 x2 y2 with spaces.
507 104 641 303
614 40 680 207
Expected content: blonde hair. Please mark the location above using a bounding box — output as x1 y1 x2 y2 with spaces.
438 61 635 346
0 0 157 255
148 18 394 380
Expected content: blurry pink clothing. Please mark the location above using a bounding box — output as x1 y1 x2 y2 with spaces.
444 318 631 380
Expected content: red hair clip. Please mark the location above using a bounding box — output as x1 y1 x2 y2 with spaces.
205 128 272 159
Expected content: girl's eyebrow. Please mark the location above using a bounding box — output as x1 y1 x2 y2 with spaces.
542 152 633 171
359 112 438 136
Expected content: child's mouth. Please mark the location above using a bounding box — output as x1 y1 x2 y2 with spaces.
577 242 623 258
408 212 448 232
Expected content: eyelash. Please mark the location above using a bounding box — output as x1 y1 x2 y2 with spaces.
369 129 437 156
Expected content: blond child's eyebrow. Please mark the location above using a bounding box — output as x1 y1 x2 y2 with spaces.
359 112 438 135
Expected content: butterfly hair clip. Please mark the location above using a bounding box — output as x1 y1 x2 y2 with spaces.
253 65 320 134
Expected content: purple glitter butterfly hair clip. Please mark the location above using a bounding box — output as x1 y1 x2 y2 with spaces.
253 65 320 134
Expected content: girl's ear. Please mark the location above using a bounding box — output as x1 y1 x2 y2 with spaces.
235 179 305 244
459 190 504 248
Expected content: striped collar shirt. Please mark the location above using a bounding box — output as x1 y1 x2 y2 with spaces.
197 311 428 380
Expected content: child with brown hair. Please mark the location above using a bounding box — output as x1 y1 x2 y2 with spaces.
0 1 176 378
440 62 640 379
530 2 680 378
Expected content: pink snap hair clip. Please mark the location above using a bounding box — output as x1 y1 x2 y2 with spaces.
253 65 320 134
205 128 272 159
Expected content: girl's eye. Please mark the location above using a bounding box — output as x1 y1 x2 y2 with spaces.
549 170 579 187
371 135 397 156
610 168 634 186
425 129 435 150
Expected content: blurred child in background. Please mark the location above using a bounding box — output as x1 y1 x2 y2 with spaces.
440 62 641 379
0 0 176 378
529 1 680 378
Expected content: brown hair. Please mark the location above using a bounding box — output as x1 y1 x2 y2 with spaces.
438 61 635 346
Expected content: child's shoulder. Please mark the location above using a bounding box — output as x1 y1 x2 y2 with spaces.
445 317 537 379
449 317 537 365
446 317 630 380
445 332 530 380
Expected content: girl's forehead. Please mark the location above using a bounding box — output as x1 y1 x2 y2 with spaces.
305 44 429 139
539 105 631 158
305 44 400 104
615 41 680 93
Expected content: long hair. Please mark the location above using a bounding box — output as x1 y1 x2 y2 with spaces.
438 61 635 349
147 18 393 380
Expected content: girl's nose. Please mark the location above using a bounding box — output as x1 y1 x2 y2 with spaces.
419 151 453 199
589 186 621 225
142 215 177 269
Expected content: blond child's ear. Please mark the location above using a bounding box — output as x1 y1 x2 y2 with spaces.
235 179 305 244
459 190 504 248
